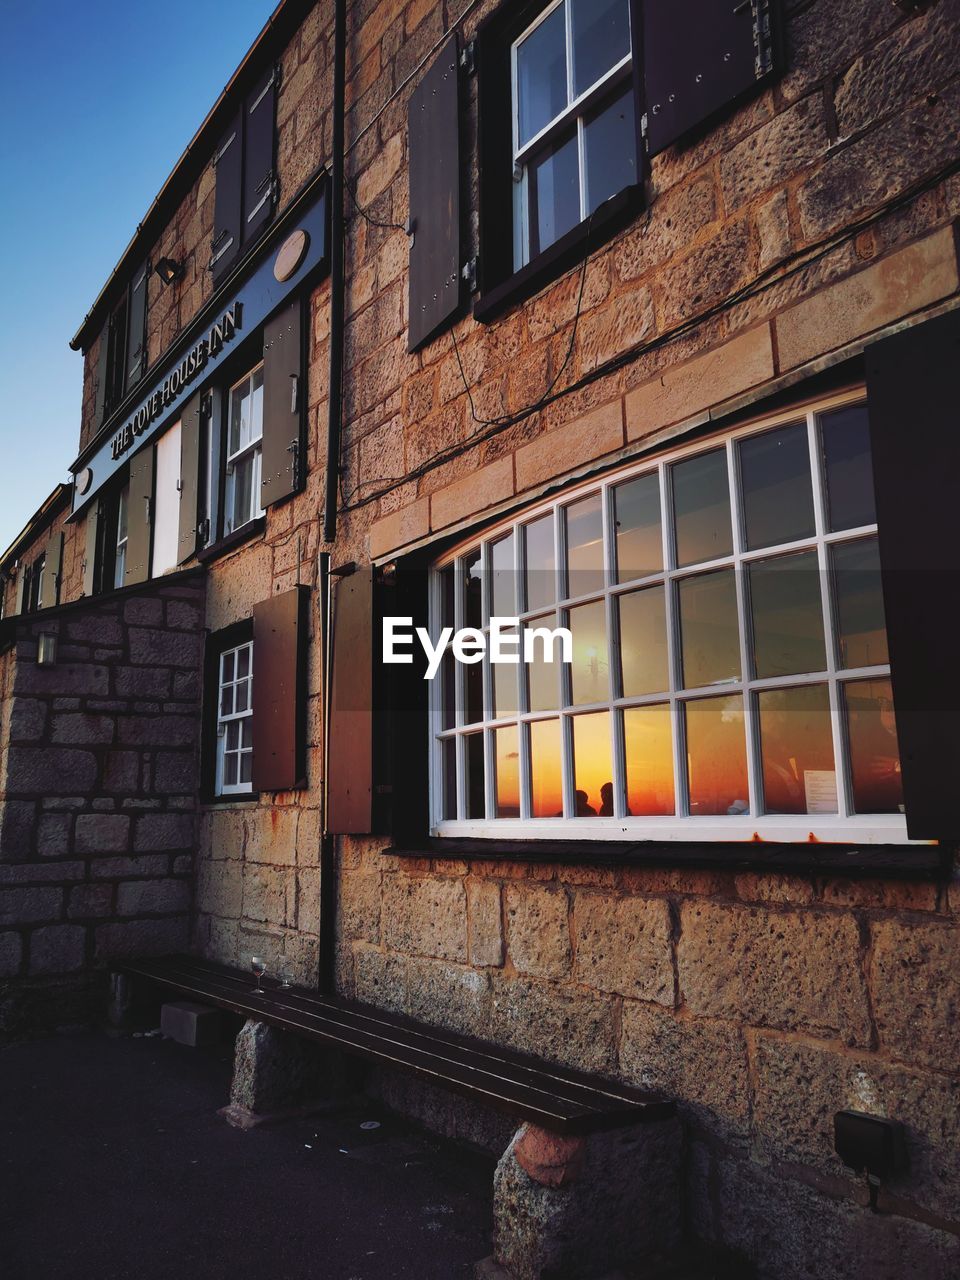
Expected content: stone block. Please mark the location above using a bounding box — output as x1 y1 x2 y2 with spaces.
113 665 171 698
118 716 195 748
37 813 71 857
94 915 190 961
68 884 114 919
74 813 131 855
720 96 828 211
0 800 36 858
505 885 571 979
368 496 430 559
430 457 514 532
14 663 109 698
776 227 959 370
296 868 320 933
382 874 467 962
514 399 624 493
626 326 774 441
102 750 140 792
0 930 23 977
165 600 203 630
161 1000 222 1047
128 627 203 667
573 894 673 1004
467 878 503 968
123 597 163 625
29 924 85 974
339 870 380 943
490 975 617 1076
677 901 871 1045
228 1018 347 1116
203 543 272 633
242 864 293 927
242 807 299 865
620 1003 750 1139
90 854 170 879
0 887 62 925
197 856 243 919
133 813 194 852
493 1117 682 1280
8 698 46 742
5 747 98 795
117 878 191 916
869 919 960 1071
67 616 123 646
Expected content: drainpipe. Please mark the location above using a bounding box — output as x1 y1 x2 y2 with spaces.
318 0 346 993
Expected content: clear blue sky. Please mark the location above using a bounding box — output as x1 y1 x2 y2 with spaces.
0 0 278 554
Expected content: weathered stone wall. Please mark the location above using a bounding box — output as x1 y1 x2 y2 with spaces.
0 574 205 1032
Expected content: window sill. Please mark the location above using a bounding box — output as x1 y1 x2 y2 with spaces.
392 837 951 879
197 516 266 565
200 791 260 807
473 185 642 326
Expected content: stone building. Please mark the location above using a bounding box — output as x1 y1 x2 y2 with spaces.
1 0 959 1275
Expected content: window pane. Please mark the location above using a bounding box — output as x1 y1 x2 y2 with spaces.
844 678 903 814
619 585 668 697
464 550 483 630
530 718 563 817
525 515 556 611
465 658 484 726
239 752 253 785
491 533 515 617
229 382 247 454
222 651 235 684
529 128 580 257
442 738 457 820
673 449 733 567
439 564 455 628
758 684 836 815
832 537 888 669
584 84 637 215
223 752 238 787
220 686 233 717
685 695 749 816
572 712 611 818
678 569 740 688
494 725 521 818
517 2 568 145
614 472 661 582
237 646 250 680
232 452 255 528
821 404 876 532
569 599 608 705
749 551 825 679
441 654 456 730
226 720 240 751
571 0 631 95
525 615 561 712
235 681 250 713
565 493 605 597
739 422 815 551
623 704 674 816
466 733 486 819
117 486 128 541
250 367 264 441
493 626 520 718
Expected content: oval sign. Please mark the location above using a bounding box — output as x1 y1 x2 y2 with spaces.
76 467 93 496
274 229 309 283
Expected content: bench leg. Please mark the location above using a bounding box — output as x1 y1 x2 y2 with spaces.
491 1117 682 1279
221 1018 351 1129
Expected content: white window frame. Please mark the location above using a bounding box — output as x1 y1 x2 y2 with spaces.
511 0 634 270
224 362 264 535
114 483 129 590
429 389 921 846
216 639 255 796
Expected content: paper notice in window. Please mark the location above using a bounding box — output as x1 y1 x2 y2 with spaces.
804 770 838 814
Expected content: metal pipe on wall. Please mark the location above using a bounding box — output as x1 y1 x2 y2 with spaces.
323 0 347 547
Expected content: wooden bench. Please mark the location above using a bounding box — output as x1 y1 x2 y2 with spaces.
115 953 682 1276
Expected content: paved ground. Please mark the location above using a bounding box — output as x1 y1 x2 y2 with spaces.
1 1030 494 1280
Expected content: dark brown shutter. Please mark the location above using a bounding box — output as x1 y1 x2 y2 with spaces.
211 115 243 284
243 66 278 247
40 531 63 610
125 447 155 587
177 391 204 565
641 0 780 156
93 327 109 426
13 565 26 615
865 309 960 840
126 259 149 391
260 299 303 509
408 37 461 351
82 501 100 597
252 585 310 791
328 569 374 834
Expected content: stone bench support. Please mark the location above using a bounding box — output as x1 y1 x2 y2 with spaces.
220 1018 351 1129
492 1117 682 1279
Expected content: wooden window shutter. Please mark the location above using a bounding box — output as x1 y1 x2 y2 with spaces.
82 501 100 597
641 0 781 157
211 115 243 284
40 531 63 610
865 309 960 841
125 447 155 587
13 565 26 615
177 391 204 565
251 586 310 791
260 298 303 509
408 37 461 351
93 327 109 426
243 66 278 248
328 569 374 834
126 259 149 392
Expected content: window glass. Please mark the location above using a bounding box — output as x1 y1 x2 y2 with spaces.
832 537 888 670
758 685 836 815
442 738 458 820
679 569 740 688
821 404 876 531
619 586 668 697
465 732 486 819
493 625 520 718
463 551 484 724
672 450 732 567
114 484 129 590
568 598 608 705
738 422 815 551
844 678 903 814
572 712 611 817
225 365 265 534
516 2 568 146
623 704 674 816
614 471 661 583
570 0 631 96
494 725 521 817
530 718 563 817
525 614 561 712
685 695 748 817
524 515 556 612
749 551 825 679
584 84 637 214
529 129 581 258
491 533 515 617
565 493 605 597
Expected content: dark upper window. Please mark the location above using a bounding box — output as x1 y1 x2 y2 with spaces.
95 258 149 427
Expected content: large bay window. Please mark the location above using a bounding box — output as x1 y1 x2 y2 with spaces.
430 393 908 843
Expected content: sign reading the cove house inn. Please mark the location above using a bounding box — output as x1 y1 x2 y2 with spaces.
109 305 241 462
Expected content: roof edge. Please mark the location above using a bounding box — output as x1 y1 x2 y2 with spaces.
1 483 73 571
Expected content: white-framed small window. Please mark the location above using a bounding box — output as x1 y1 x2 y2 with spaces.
224 364 264 534
114 484 129 589
430 390 913 846
511 0 637 270
217 640 254 794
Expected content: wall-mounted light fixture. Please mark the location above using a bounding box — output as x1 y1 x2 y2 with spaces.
154 257 184 286
37 632 58 666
